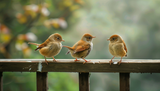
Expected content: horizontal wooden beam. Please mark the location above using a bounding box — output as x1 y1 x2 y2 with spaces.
0 59 160 73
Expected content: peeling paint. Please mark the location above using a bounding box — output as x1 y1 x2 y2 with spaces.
113 62 118 64
37 61 42 72
92 62 95 64
5 60 11 61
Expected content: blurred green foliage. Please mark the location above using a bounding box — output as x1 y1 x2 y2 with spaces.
3 72 78 91
48 73 78 91
1 0 160 91
3 72 36 91
0 0 82 91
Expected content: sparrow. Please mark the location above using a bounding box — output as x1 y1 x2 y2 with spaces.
107 34 127 65
63 33 95 64
28 33 64 65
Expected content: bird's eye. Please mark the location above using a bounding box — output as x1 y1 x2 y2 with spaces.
88 37 91 39
112 38 115 40
57 37 60 40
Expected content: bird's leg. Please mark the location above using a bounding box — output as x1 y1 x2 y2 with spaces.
52 57 57 62
82 58 90 64
44 56 48 65
110 56 115 65
74 58 80 62
118 57 123 65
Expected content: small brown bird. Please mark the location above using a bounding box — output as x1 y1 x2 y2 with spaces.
107 34 127 65
28 33 64 65
63 33 95 64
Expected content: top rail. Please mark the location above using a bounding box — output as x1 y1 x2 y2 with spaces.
0 59 160 73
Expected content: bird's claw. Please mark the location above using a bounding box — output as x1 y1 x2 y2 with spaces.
74 59 80 62
53 59 57 62
118 59 122 65
109 60 112 65
45 60 48 65
52 57 57 62
118 61 121 65
83 60 90 64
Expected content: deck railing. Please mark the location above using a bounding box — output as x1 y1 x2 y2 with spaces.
0 59 160 91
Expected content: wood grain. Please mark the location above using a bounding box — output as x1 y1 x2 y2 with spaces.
0 59 160 73
79 72 90 91
120 73 130 91
36 72 48 91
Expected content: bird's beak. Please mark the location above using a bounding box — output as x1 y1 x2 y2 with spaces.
92 36 96 38
107 38 110 41
62 39 65 42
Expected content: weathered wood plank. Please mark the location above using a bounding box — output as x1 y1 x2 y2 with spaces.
0 59 160 73
36 72 48 91
120 73 130 91
79 72 90 91
0 72 2 91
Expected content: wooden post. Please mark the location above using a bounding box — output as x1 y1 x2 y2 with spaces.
0 72 2 91
36 72 48 91
79 72 90 91
120 73 130 91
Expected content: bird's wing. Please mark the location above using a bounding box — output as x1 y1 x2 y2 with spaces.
34 39 50 51
123 40 127 53
73 40 90 53
28 42 43 51
35 43 47 51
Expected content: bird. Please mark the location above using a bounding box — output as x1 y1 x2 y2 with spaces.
107 34 127 65
28 33 65 65
63 33 95 64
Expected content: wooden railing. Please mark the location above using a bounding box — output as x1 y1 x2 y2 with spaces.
0 59 160 91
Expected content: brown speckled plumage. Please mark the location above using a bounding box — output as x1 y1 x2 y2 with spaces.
108 34 127 65
63 33 95 64
28 33 64 65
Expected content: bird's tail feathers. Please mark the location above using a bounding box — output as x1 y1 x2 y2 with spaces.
63 45 73 55
28 42 40 46
125 54 127 57
35 47 41 51
66 50 70 55
63 45 72 50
